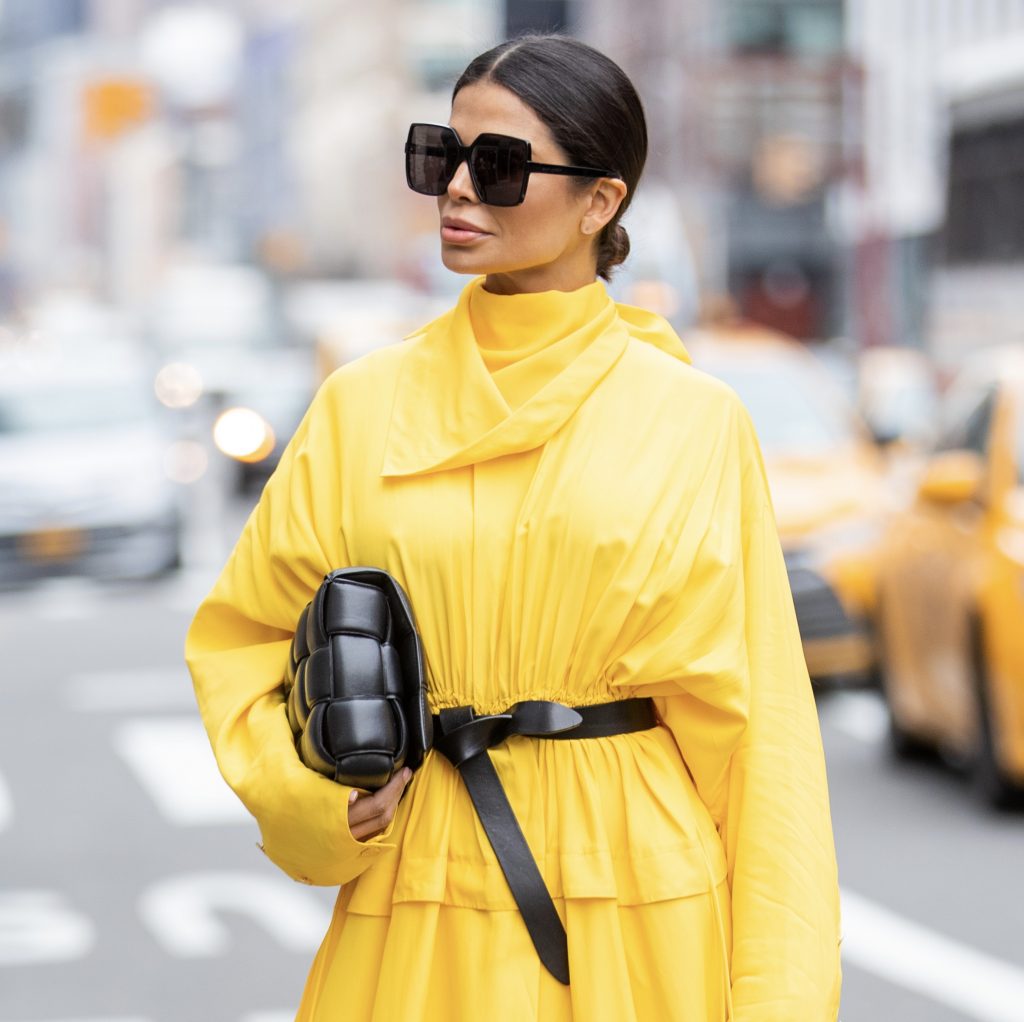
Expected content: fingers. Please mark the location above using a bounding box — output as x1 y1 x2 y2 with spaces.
348 767 413 842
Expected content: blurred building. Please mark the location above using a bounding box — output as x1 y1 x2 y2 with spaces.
284 0 502 279
584 0 856 344
847 0 1024 362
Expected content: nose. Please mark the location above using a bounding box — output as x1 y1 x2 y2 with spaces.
446 158 478 203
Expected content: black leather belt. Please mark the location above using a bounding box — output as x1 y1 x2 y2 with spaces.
432 697 659 985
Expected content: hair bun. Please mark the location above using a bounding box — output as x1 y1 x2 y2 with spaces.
597 222 630 281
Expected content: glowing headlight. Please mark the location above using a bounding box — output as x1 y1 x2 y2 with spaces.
213 407 276 463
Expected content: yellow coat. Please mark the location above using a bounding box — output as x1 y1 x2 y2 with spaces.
184 276 842 1021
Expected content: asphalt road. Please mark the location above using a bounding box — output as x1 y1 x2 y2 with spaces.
1 498 1022 1022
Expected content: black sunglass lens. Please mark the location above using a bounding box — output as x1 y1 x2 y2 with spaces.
406 125 457 196
471 136 527 206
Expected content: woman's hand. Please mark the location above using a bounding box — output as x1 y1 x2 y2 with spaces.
348 767 413 841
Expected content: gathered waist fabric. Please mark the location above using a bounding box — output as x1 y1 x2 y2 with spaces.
430 698 664 984
345 700 729 915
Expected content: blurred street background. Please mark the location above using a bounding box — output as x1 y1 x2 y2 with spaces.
2 1 1024 1020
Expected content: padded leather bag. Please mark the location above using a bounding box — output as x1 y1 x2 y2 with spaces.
283 567 433 790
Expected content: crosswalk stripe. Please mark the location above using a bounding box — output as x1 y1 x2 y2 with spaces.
842 887 1024 1021
112 718 251 826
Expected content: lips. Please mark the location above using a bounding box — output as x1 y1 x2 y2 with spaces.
441 217 489 234
440 217 490 245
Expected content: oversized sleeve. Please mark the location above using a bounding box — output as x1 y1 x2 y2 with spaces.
183 370 399 886
626 396 843 1020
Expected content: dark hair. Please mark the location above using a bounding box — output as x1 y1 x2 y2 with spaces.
453 35 647 281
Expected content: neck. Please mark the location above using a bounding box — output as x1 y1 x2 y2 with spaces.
483 252 601 296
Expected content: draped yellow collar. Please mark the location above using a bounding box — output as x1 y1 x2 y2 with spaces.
381 275 692 477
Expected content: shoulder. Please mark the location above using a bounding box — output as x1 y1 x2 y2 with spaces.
618 336 749 423
321 339 411 396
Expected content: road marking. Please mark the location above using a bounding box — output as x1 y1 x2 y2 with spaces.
0 769 11 833
66 669 197 713
0 891 95 966
138 871 331 957
112 718 250 826
0 1018 152 1022
842 887 1024 1022
821 690 889 744
242 1014 294 1022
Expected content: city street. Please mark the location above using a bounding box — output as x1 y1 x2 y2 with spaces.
1 498 1022 1022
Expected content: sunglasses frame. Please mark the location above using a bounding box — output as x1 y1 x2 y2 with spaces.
405 122 620 207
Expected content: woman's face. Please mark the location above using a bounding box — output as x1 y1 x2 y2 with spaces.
437 81 615 293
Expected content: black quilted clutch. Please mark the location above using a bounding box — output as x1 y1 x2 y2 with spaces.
283 567 433 790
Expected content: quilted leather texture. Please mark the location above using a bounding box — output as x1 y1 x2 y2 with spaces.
283 567 433 790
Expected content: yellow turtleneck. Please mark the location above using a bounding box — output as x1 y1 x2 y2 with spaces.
468 276 611 411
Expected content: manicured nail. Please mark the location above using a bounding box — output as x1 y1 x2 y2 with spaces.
403 768 413 782
349 789 359 804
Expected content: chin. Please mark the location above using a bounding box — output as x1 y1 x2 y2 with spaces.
440 247 497 276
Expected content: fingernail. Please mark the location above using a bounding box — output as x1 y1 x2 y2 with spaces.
403 768 412 782
349 789 359 804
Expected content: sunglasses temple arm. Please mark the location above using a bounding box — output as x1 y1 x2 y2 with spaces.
526 161 618 179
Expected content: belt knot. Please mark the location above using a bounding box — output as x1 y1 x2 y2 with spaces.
433 700 583 768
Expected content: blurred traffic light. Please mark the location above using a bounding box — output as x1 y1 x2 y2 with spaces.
82 77 153 141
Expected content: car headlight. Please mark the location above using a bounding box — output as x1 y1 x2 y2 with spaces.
213 406 276 463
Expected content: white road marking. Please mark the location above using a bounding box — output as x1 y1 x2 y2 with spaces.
138 871 331 957
1 1018 152 1022
841 887 1024 1022
242 1014 294 1022
0 769 11 833
822 690 889 744
112 718 250 826
66 669 196 713
0 891 95 966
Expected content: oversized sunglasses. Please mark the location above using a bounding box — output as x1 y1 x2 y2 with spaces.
405 122 620 207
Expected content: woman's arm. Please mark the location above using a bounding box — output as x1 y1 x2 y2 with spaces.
651 401 843 1020
184 372 400 886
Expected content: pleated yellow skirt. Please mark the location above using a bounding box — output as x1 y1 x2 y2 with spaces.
295 877 733 1022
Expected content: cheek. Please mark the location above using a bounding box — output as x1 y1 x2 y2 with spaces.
493 188 579 257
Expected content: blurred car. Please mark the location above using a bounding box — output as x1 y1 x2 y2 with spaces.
874 346 1024 806
0 346 182 586
687 331 889 687
147 259 319 493
209 346 317 493
856 345 940 449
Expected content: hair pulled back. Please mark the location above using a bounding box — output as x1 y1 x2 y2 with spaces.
453 35 647 281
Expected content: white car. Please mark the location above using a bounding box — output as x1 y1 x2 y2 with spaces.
0 347 182 586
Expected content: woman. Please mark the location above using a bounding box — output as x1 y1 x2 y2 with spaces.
185 34 842 1022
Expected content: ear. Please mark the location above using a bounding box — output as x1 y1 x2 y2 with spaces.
580 178 629 237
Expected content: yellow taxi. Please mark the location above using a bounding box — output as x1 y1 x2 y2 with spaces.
686 329 889 687
874 345 1024 806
